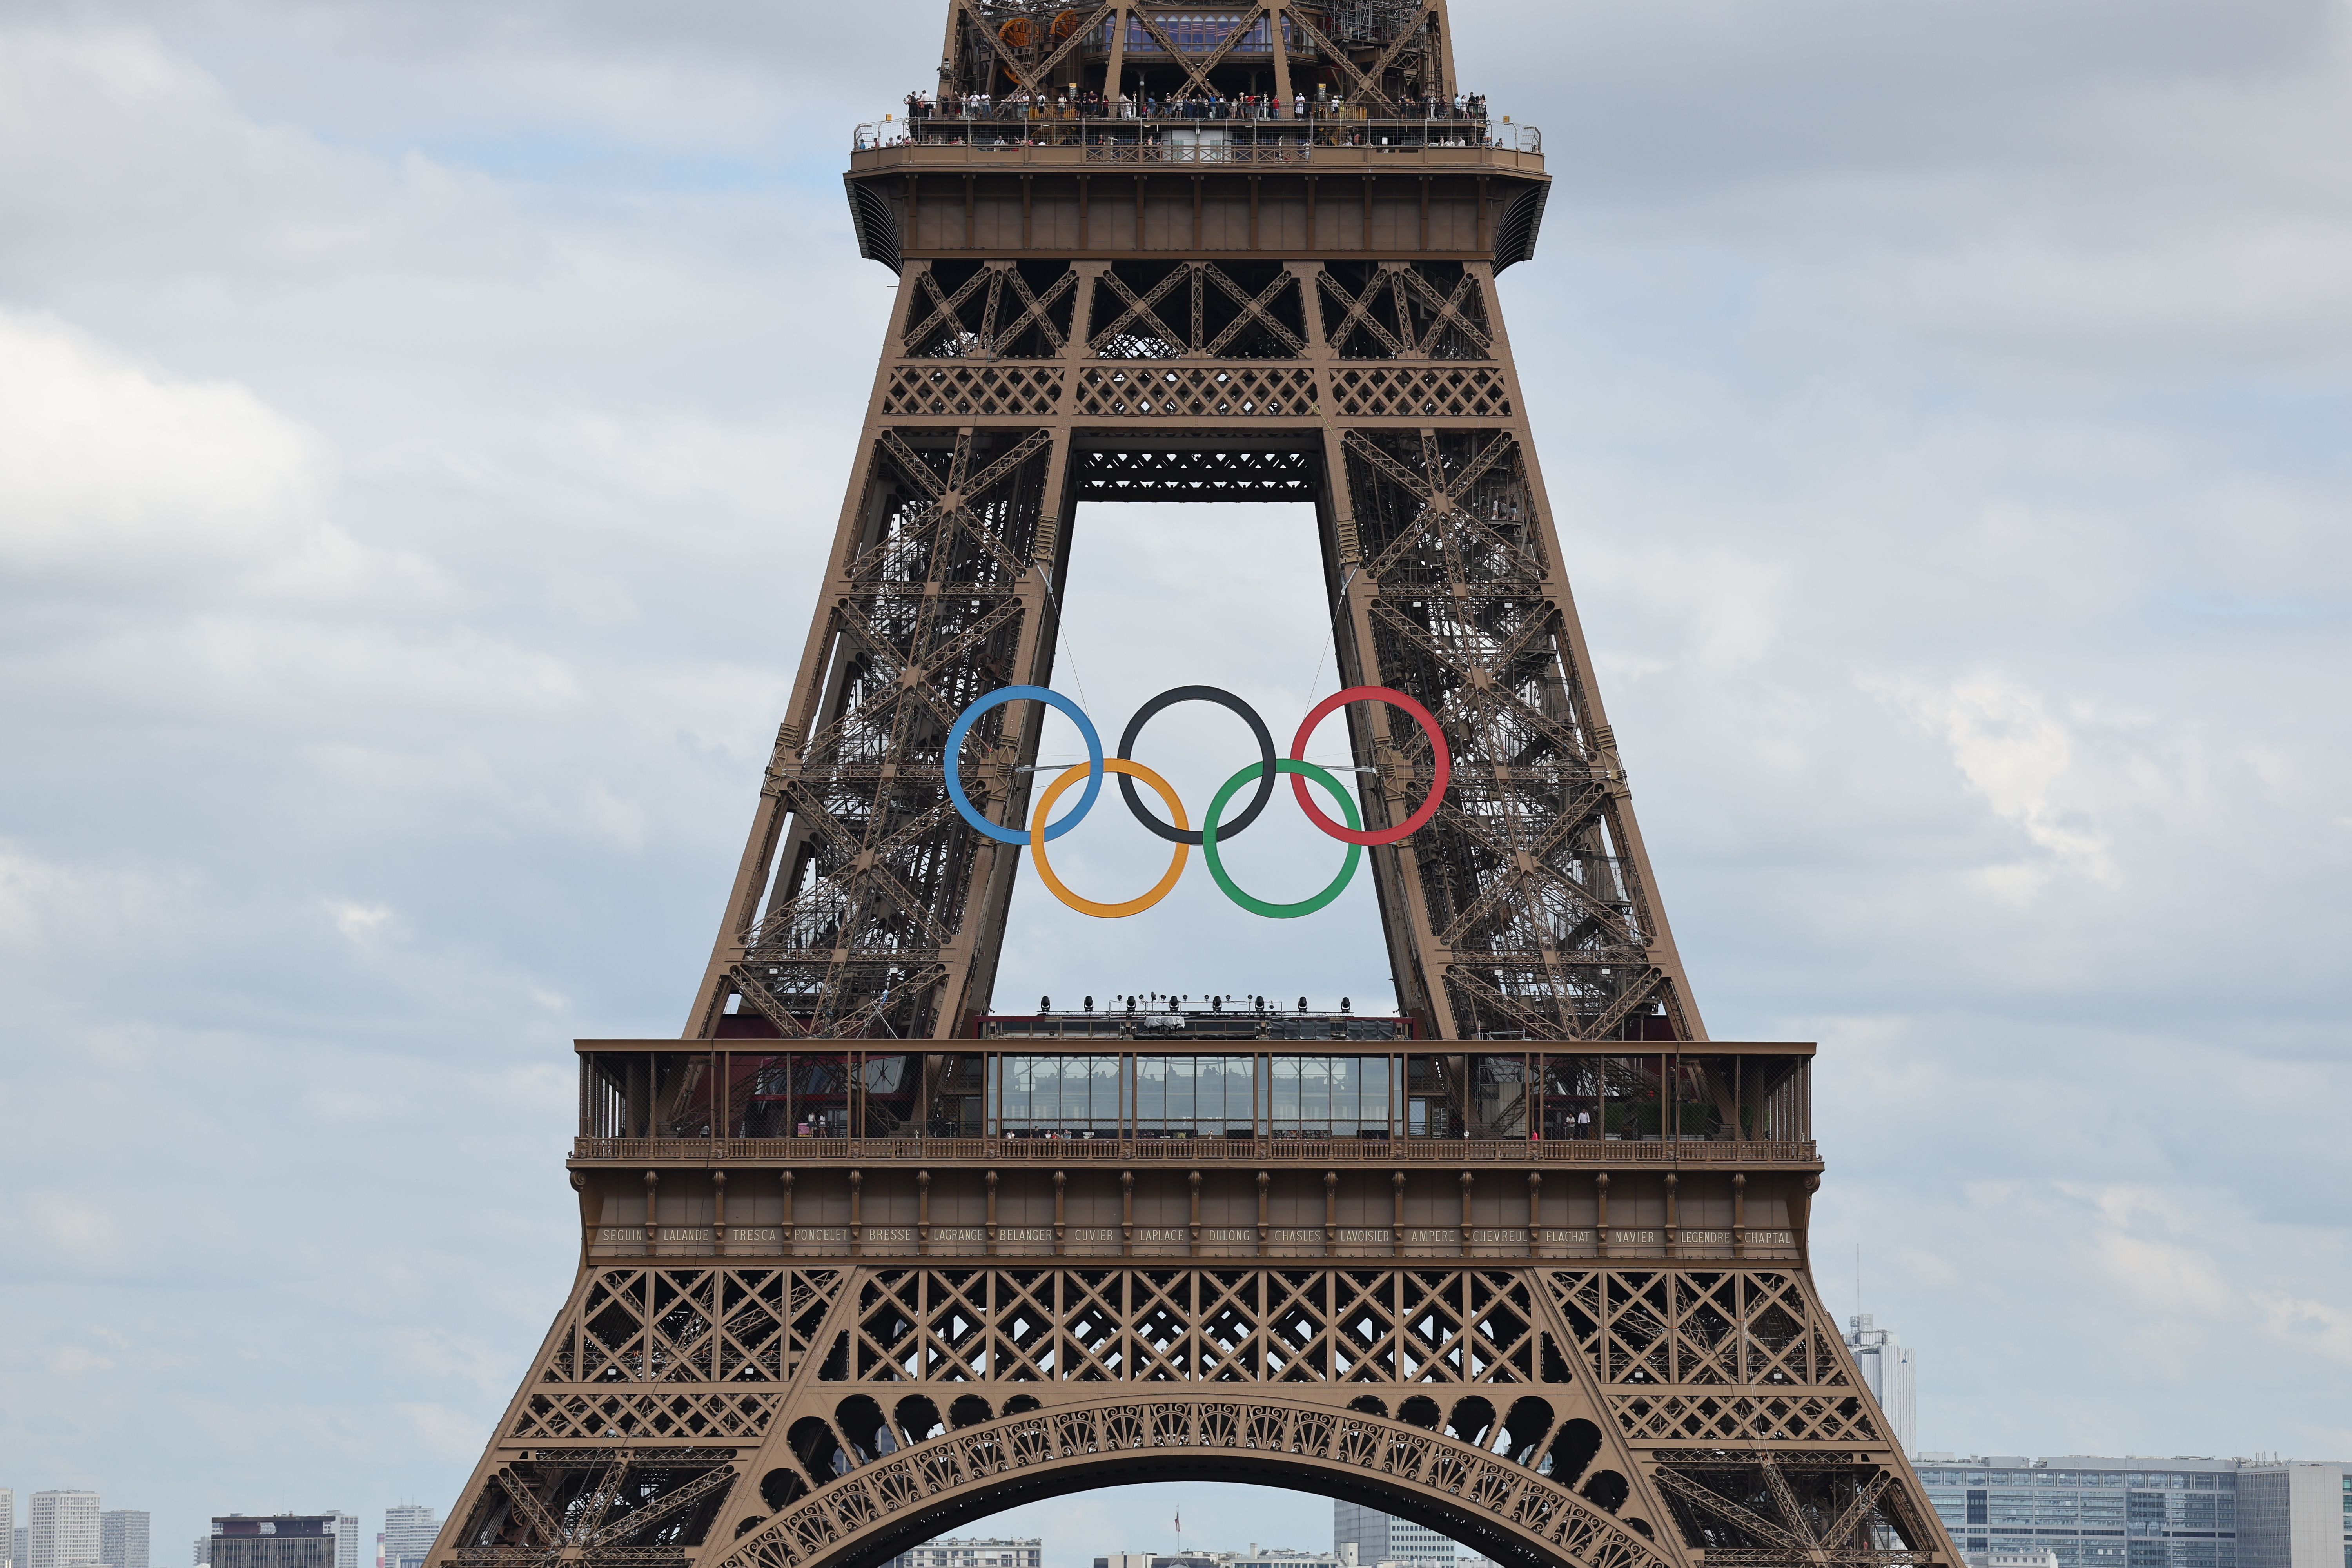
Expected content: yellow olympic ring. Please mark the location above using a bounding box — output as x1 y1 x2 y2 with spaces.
1028 758 1188 918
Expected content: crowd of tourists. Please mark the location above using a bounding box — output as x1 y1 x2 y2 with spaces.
895 86 1493 124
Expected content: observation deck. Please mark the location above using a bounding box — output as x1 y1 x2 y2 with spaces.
844 111 1548 270
851 114 1542 167
568 1034 1820 1267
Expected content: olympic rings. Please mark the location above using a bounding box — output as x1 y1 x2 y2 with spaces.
944 684 1103 845
1202 759 1361 919
942 681 1450 918
1029 759 1189 918
1116 684 1277 847
1287 685 1451 846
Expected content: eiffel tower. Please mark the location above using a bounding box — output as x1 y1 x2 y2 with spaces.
431 9 1965 1568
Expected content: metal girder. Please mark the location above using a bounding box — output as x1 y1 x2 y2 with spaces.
1126 4 1269 100
1285 2 1442 109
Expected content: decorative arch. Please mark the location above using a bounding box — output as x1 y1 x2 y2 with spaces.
714 1394 1662 1568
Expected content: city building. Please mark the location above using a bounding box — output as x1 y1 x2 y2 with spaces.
1094 1550 1357 1568
1844 1313 1917 1455
1915 1455 2352 1568
31 1493 102 1568
378 1509 438 1568
888 1539 1042 1568
101 1513 150 1568
2236 1464 2350 1568
1335 1503 1457 1568
191 1539 208 1568
327 1519 355 1568
4 1489 15 1568
210 1519 338 1568
1229 1552 1353 1568
96 1518 143 1568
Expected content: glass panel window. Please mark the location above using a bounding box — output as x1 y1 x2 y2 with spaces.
1136 1054 1257 1138
1267 1055 1391 1138
996 1054 1125 1137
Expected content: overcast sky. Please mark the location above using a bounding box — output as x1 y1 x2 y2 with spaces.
2 0 2348 1561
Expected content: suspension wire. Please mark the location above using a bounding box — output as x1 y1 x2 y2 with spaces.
1034 556 1094 717
1300 564 1359 709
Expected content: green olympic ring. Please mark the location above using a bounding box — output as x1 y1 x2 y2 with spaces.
1201 758 1363 919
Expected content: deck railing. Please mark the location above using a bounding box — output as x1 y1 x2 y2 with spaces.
852 116 1541 163
572 1134 1817 1164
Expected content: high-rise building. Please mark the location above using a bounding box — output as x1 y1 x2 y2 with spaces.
378 1509 439 1568
3 1488 16 1568
191 1544 207 1568
1844 1313 1917 1455
210 1519 336 1568
1333 1504 1455 1568
326 1517 355 1568
886 1539 1043 1568
31 1493 102 1568
101 1513 150 1568
1914 1455 2352 1568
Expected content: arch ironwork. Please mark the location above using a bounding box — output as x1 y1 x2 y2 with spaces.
719 1396 1660 1568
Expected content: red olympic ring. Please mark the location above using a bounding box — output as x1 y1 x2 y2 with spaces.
1287 685 1450 846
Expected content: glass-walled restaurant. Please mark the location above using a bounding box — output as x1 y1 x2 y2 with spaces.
578 1046 1812 1151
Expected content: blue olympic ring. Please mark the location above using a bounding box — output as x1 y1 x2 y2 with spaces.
943 684 1105 845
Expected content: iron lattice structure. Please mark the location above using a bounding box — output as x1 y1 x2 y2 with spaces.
430 10 1965 1568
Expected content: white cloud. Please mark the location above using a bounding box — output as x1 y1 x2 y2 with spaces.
328 899 395 942
0 22 521 285
2252 1291 2352 1370
1881 671 2114 887
0 307 331 580
43 1345 119 1376
2080 1188 2238 1322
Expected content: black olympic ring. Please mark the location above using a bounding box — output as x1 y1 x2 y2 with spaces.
1114 684 1278 847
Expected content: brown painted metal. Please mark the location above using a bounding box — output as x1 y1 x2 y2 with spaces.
430 10 1966 1568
